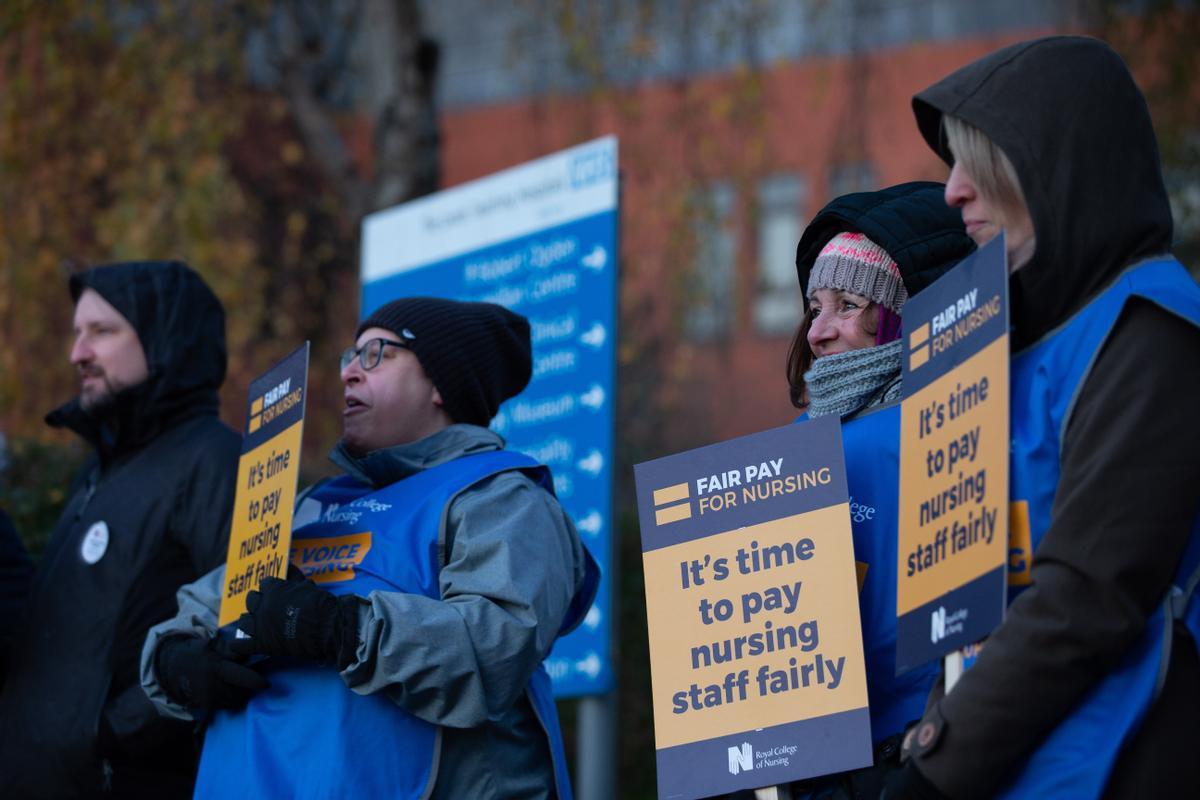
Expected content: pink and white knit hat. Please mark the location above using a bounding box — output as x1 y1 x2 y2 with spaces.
806 231 908 314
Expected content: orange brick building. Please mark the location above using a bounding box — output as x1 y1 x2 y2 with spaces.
431 19 1058 452
417 9 1196 794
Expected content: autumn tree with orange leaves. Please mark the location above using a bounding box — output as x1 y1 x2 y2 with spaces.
0 0 439 554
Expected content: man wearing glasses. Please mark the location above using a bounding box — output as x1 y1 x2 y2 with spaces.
141 297 598 800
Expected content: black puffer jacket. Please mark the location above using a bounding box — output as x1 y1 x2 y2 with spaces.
0 261 240 798
906 37 1200 799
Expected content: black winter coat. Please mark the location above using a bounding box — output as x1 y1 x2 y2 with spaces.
0 262 240 798
0 508 33 689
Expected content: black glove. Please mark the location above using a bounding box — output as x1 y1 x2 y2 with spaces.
881 762 950 800
155 634 268 710
228 571 361 668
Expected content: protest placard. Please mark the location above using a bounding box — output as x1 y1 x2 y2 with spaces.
218 344 309 627
895 235 1009 674
635 416 871 799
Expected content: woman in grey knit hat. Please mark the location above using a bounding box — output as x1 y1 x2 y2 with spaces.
771 182 971 800
790 230 908 417
788 182 973 420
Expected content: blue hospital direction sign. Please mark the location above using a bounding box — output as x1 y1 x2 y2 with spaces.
360 136 618 696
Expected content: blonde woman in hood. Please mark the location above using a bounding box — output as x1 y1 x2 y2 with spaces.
885 36 1200 800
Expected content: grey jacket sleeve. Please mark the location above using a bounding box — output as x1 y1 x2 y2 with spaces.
139 564 226 721
339 470 585 728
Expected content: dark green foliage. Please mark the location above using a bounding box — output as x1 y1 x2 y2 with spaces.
0 436 88 560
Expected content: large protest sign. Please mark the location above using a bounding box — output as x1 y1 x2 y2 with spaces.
635 416 871 799
360 137 617 696
218 344 309 627
895 235 1009 673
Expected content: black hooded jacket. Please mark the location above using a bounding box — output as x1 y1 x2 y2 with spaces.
914 36 1175 352
0 262 240 798
906 37 1200 798
795 181 976 304
0 508 33 689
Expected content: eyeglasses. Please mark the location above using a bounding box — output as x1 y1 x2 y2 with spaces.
340 337 410 372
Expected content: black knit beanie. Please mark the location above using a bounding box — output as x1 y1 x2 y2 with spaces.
356 297 532 426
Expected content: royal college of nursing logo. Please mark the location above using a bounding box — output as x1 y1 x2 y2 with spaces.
930 605 968 644
727 742 753 776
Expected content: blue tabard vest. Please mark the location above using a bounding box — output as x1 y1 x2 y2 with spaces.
196 450 588 800
798 406 942 747
996 257 1200 798
840 405 942 746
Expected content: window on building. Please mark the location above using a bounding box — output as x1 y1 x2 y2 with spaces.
754 173 807 336
827 160 877 200
685 181 737 341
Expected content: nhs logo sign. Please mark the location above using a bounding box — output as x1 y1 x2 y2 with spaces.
727 742 753 776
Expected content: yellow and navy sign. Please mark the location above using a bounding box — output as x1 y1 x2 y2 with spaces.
634 417 871 800
291 532 373 584
1007 501 1032 588
652 482 692 525
907 318 932 371
219 343 310 627
895 235 1009 674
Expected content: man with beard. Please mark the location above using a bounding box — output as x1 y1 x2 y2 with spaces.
0 261 241 797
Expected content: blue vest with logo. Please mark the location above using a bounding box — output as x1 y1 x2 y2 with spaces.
997 257 1200 798
196 450 585 800
798 406 942 747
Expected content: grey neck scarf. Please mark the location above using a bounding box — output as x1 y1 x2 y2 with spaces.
804 339 903 419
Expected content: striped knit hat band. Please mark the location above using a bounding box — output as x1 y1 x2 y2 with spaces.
807 231 908 314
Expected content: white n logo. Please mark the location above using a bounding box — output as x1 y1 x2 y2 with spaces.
931 606 946 643
727 742 753 775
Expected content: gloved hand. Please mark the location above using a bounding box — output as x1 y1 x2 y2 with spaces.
155 634 268 710
228 570 361 668
881 762 950 800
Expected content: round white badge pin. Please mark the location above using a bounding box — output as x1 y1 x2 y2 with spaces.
80 521 110 564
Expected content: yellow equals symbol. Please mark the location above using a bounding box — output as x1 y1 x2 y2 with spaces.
248 396 264 433
908 321 931 370
653 482 692 525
